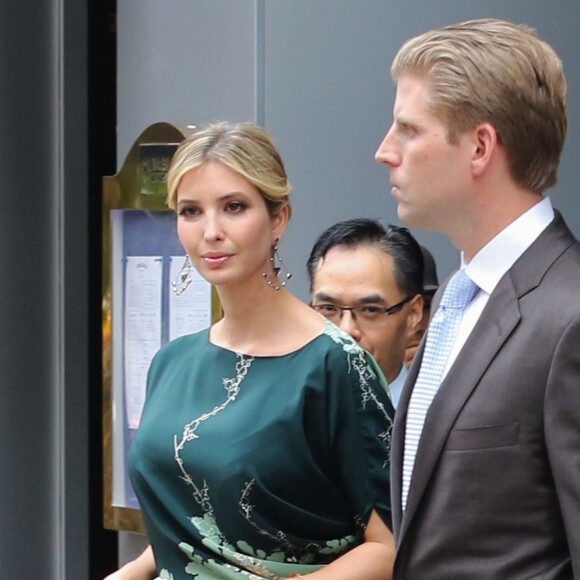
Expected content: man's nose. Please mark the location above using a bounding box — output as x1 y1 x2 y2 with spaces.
338 310 363 342
374 127 398 166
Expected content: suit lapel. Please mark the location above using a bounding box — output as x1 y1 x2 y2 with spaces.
394 212 577 547
399 279 520 537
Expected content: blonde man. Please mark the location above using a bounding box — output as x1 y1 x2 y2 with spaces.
376 18 580 579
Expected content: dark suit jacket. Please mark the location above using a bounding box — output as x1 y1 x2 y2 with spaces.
392 212 580 579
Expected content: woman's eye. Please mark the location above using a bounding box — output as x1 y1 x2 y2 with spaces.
179 206 200 217
226 201 246 213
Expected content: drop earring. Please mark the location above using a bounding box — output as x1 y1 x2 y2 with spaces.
262 239 292 291
172 256 192 295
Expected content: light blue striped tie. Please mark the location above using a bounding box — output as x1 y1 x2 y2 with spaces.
402 269 479 510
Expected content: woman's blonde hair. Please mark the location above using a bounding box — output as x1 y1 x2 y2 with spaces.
166 121 292 218
392 18 567 193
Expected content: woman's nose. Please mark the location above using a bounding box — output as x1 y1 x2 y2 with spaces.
203 214 224 241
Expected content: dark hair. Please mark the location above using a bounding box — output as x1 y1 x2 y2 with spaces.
306 218 424 296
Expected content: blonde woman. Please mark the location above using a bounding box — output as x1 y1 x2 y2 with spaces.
106 121 395 580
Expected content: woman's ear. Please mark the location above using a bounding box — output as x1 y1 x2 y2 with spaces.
271 203 290 241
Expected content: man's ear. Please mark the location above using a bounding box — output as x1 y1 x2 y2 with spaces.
471 122 499 178
406 293 424 343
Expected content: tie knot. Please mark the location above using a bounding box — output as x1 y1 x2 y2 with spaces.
440 269 479 309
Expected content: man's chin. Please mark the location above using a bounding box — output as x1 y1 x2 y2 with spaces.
397 205 437 231
396 203 417 227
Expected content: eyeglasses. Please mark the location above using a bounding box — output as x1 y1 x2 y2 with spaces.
311 295 414 325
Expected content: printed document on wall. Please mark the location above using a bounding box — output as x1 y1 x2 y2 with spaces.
124 256 163 429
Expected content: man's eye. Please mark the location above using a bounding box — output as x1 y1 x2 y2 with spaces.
360 305 384 316
399 124 417 138
316 304 338 314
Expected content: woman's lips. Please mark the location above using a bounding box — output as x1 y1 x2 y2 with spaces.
201 252 232 266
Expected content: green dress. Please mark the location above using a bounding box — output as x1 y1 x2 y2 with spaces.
129 320 394 579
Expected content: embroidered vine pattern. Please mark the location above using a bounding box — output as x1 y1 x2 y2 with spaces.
351 350 393 461
174 354 254 518
239 479 322 560
165 325 384 575
353 514 366 531
327 323 393 469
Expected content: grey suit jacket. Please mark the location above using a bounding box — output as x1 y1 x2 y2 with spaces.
392 212 580 579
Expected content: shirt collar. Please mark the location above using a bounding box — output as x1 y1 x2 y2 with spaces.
463 196 554 295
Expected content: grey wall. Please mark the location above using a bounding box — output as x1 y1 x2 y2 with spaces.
0 0 580 580
4 1 575 577
0 0 90 577
118 0 580 305
117 0 260 164
116 3 580 565
117 2 580 557
265 0 580 293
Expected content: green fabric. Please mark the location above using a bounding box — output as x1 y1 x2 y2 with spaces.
129 320 394 579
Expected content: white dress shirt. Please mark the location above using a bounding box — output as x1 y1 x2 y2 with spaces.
389 363 408 409
444 196 555 376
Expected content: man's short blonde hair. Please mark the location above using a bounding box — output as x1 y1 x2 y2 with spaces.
392 18 567 193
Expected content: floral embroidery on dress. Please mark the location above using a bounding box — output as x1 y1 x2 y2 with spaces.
324 320 393 467
173 353 254 530
159 328 390 578
239 479 322 563
170 353 328 578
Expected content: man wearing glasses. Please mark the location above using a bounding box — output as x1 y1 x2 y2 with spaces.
307 218 424 408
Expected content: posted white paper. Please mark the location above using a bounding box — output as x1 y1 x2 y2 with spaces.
124 256 163 429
